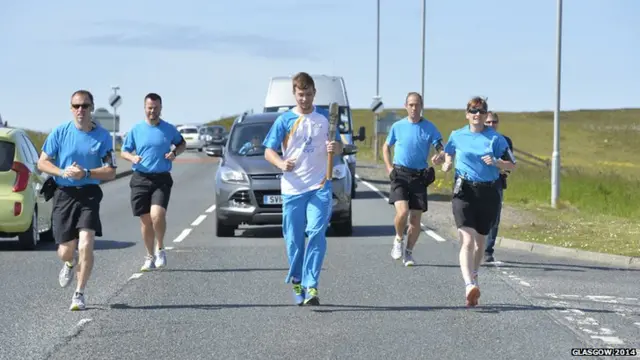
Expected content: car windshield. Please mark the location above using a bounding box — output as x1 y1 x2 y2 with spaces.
229 123 279 157
263 105 352 133
179 128 198 134
201 126 224 135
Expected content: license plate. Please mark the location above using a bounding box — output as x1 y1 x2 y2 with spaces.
263 195 283 205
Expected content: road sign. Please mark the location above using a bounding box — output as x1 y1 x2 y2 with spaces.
93 108 120 132
370 96 384 113
109 94 122 109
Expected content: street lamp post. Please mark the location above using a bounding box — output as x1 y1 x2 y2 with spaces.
421 0 426 101
373 0 381 162
551 0 563 208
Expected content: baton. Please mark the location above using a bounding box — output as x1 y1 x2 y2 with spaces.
326 102 340 180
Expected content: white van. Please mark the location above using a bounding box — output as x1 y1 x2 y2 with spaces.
263 74 366 198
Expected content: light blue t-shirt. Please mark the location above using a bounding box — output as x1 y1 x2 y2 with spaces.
385 117 443 170
443 125 512 182
42 121 114 187
122 119 184 174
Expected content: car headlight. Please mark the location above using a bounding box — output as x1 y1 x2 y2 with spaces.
220 167 249 184
205 135 212 141
332 164 348 179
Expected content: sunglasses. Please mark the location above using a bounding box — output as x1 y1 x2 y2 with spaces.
71 103 91 110
467 108 487 115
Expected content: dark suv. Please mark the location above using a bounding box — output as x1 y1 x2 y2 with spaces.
208 112 356 237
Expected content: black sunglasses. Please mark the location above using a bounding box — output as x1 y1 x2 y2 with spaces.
71 103 91 109
467 108 487 115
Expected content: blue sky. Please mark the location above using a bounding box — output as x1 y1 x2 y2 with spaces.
1 0 638 133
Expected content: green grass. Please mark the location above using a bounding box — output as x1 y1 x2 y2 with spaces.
351 107 640 257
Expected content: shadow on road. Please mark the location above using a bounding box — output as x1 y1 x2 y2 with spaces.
161 267 290 273
239 226 283 238
109 303 293 310
416 261 635 273
106 302 624 314
0 239 135 252
311 303 623 314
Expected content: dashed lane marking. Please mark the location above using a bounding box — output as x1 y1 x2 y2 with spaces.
128 273 143 280
191 215 207 226
172 228 192 243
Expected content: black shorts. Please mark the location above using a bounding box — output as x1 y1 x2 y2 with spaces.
129 171 173 216
451 179 501 236
388 166 429 212
52 185 103 244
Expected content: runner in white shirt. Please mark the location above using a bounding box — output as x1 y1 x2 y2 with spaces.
263 72 343 306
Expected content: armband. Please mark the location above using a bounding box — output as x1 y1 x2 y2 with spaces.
102 151 117 168
501 148 516 163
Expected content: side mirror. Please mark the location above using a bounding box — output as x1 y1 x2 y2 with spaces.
357 126 366 141
343 144 358 156
206 147 223 157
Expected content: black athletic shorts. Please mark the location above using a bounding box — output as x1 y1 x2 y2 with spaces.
129 171 173 216
388 165 429 212
52 185 103 244
451 178 501 236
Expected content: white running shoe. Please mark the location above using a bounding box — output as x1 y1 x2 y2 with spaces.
155 249 167 268
391 237 403 260
140 254 156 272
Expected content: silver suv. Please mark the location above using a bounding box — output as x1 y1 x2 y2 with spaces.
208 112 356 237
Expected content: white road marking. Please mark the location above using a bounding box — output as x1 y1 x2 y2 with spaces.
205 204 217 213
424 228 446 242
590 336 624 345
77 318 92 327
128 273 143 280
355 174 446 243
172 228 192 243
355 174 389 202
191 215 207 226
165 246 174 250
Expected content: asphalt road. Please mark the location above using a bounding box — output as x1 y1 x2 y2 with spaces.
0 152 637 360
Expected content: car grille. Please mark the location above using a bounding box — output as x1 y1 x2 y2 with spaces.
253 189 282 208
249 174 281 180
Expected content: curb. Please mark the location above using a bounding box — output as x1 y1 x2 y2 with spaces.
495 237 640 269
441 224 640 270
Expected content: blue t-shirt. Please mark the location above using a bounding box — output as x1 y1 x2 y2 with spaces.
42 121 114 187
122 119 184 173
443 125 513 182
385 117 443 170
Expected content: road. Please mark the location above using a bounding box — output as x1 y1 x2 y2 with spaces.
0 152 637 360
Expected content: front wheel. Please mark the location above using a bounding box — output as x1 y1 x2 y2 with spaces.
331 204 353 237
216 216 236 237
18 209 39 250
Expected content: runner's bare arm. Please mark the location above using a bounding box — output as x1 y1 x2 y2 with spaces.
37 152 64 177
172 136 187 156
